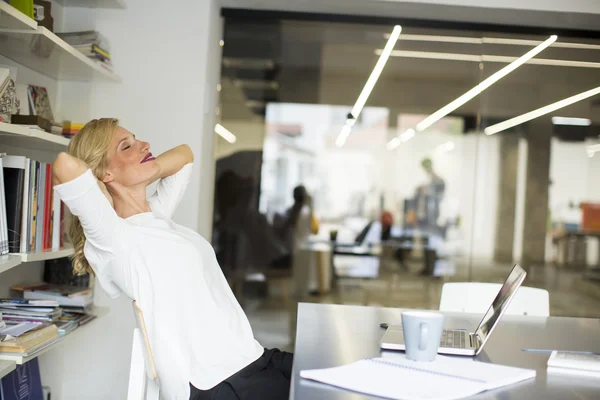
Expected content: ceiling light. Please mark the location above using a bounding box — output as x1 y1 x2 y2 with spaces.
215 124 237 143
338 25 402 147
386 128 415 150
434 141 455 154
588 144 600 158
378 49 600 69
350 25 402 120
382 33 600 50
485 86 600 135
415 35 557 133
335 124 352 147
551 116 592 126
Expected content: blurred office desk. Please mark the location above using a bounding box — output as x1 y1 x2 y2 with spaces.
291 303 600 400
554 231 600 268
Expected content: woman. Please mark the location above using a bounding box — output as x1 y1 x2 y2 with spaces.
52 118 292 400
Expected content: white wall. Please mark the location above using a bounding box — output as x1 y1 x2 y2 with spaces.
35 1 222 399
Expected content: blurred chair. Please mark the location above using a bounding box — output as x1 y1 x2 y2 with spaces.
128 301 160 400
439 282 550 317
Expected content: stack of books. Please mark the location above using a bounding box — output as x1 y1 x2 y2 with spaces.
1 155 65 254
61 120 85 138
57 30 112 71
0 299 62 324
12 283 94 310
0 323 58 355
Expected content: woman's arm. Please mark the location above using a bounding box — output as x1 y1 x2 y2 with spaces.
53 152 113 206
151 145 194 182
52 152 88 186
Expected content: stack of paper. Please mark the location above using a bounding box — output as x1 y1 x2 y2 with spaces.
547 351 600 378
300 354 536 400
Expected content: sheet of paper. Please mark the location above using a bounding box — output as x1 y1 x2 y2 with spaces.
0 322 41 341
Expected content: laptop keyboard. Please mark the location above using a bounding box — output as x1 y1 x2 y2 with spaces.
440 330 467 348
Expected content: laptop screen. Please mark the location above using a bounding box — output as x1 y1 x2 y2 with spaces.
474 264 527 345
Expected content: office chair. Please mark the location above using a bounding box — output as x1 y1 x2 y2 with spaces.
439 282 550 317
128 301 160 400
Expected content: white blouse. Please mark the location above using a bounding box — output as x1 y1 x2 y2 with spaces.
54 164 263 400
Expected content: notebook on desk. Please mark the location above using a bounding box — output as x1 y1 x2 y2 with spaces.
300 354 536 400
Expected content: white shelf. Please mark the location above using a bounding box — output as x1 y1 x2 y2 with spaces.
0 359 16 379
55 0 126 9
0 122 70 151
17 246 75 263
0 25 120 82
0 307 109 364
0 254 22 274
0 3 37 32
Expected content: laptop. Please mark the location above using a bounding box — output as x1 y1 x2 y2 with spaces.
380 264 527 356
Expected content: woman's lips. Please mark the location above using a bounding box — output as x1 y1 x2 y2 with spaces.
141 153 155 163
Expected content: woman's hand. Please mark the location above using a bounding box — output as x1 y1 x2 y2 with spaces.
150 144 194 182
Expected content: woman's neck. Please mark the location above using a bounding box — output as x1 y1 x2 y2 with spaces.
109 184 151 219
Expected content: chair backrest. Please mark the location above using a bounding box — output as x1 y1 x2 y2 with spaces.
132 301 159 381
439 282 550 317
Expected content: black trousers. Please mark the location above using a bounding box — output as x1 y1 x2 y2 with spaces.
189 348 293 400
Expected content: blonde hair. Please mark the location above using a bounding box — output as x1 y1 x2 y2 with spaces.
66 118 119 275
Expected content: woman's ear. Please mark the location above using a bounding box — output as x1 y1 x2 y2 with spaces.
102 171 114 184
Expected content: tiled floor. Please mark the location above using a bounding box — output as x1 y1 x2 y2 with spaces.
244 261 600 353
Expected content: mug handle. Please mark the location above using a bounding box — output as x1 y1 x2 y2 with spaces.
419 323 429 351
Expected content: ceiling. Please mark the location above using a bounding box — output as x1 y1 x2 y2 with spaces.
220 0 600 33
219 18 600 135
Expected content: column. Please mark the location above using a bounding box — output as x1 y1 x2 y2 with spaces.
521 120 552 269
494 133 519 263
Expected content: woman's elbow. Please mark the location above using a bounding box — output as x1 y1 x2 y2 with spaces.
181 144 194 164
52 152 87 185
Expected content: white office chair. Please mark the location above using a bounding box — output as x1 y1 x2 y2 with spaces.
439 282 550 317
128 301 160 400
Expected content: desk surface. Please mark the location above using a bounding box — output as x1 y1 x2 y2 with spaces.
291 303 600 400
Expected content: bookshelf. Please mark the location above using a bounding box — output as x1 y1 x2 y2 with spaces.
54 0 127 9
0 122 69 151
0 359 16 380
0 27 120 82
0 2 37 31
0 307 109 364
0 247 74 275
0 255 22 274
18 247 75 263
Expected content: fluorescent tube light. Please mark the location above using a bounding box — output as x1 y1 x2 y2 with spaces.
415 35 557 133
382 33 600 50
485 86 600 135
337 25 401 147
350 25 402 119
551 116 592 126
588 144 600 157
378 49 600 69
386 128 415 150
215 124 237 143
434 141 455 154
335 124 352 147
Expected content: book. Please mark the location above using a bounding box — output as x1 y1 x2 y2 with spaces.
0 358 44 400
0 324 57 353
0 156 7 255
2 155 27 253
300 355 536 400
26 85 54 121
9 114 52 132
19 158 30 253
547 351 600 378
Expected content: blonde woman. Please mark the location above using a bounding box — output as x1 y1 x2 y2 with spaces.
52 119 292 400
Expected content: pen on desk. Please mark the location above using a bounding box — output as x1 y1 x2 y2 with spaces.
522 349 598 355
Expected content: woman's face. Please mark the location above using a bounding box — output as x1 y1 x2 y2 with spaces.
102 126 160 188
